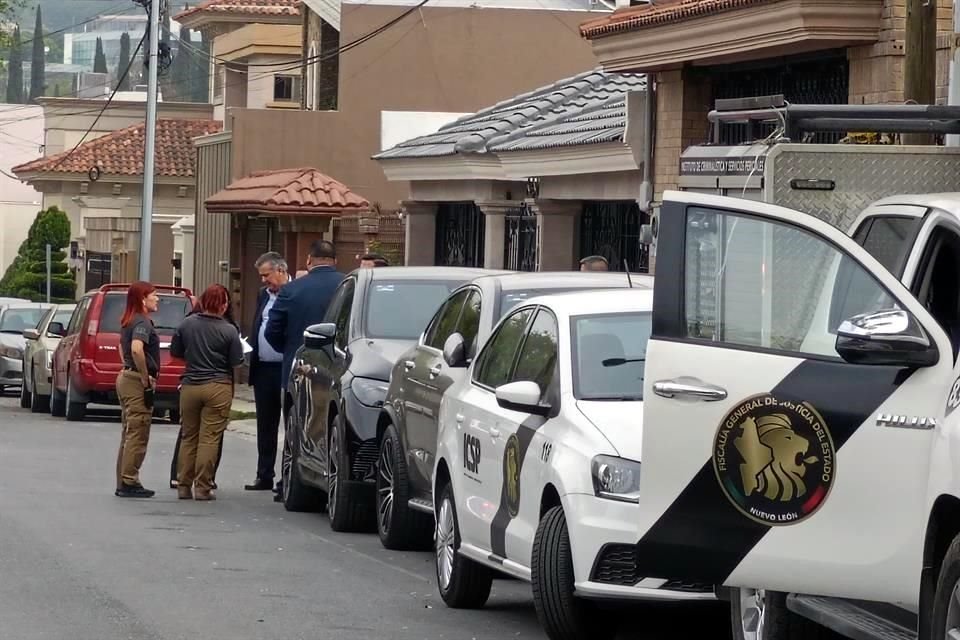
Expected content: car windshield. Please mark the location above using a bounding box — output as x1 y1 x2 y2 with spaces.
365 280 458 340
571 311 652 401
99 293 193 335
0 307 48 333
499 287 621 319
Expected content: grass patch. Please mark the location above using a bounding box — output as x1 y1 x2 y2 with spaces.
230 410 257 420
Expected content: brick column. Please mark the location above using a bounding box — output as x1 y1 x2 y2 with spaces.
401 201 437 266
529 199 581 272
476 201 514 269
653 68 710 203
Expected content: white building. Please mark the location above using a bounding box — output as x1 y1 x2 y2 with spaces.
0 105 43 275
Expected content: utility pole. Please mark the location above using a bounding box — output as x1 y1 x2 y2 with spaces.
903 0 937 144
139 0 161 281
948 0 960 146
45 244 51 303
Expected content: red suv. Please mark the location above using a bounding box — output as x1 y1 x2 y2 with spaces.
51 284 194 422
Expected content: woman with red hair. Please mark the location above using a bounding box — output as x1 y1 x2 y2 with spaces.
170 283 243 500
116 281 161 498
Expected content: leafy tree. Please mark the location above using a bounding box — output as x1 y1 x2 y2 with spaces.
93 36 107 74
0 206 76 302
28 4 44 101
116 32 130 90
4 26 23 103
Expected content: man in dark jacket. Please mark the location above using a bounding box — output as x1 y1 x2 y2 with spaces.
244 251 291 491
264 240 344 498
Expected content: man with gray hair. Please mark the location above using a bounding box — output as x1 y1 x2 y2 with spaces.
245 251 290 491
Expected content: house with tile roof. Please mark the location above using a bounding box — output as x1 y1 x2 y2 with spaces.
579 0 956 204
374 68 650 271
185 0 610 316
12 118 222 292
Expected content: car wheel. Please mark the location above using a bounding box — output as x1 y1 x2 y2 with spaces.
328 413 374 533
19 371 31 409
281 411 326 513
435 481 493 609
376 424 432 550
731 589 836 640
531 506 613 640
31 370 49 414
65 374 87 422
50 379 66 417
931 532 960 640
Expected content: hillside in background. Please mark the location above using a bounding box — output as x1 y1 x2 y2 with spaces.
15 1 121 32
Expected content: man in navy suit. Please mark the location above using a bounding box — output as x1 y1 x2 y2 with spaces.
244 252 291 491
265 240 345 497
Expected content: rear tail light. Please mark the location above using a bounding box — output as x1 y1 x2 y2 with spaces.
87 319 98 336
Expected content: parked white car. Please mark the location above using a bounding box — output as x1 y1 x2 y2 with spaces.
432 288 715 640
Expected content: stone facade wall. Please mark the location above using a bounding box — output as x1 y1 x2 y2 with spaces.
653 68 711 201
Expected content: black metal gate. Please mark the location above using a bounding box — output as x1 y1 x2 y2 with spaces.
504 203 538 272
579 201 649 273
85 252 112 290
708 51 849 144
435 202 485 267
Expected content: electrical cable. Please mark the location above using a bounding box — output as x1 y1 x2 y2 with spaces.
18 3 140 48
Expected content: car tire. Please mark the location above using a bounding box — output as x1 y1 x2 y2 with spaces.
19 372 31 409
31 371 49 414
531 505 613 640
328 413 374 533
50 382 66 417
435 481 493 609
281 411 327 513
65 374 87 422
931 531 960 640
731 589 836 640
376 424 433 550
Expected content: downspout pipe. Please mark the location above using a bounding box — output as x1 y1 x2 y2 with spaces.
638 77 655 212
947 0 960 146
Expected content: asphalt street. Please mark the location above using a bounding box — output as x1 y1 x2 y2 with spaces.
0 393 731 640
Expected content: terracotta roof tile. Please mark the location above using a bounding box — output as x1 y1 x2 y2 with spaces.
13 119 222 179
205 168 370 215
580 0 779 38
174 0 300 23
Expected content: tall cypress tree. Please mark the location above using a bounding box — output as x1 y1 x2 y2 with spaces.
116 32 131 90
29 5 45 101
5 27 24 104
93 37 107 74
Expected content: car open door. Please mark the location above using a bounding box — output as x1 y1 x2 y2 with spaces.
636 190 953 605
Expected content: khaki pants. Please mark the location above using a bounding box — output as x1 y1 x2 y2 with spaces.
178 381 232 492
116 371 153 487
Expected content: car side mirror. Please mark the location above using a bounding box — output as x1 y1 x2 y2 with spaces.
835 309 939 367
304 322 336 349
47 322 66 338
23 328 40 340
443 332 467 368
495 381 550 416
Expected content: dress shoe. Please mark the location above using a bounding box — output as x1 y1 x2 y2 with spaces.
169 479 179 489
244 479 273 491
116 483 156 498
178 486 193 500
194 490 216 501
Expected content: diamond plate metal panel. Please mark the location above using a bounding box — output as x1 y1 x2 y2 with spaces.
769 147 960 233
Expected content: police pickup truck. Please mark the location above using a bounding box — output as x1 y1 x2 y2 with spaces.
640 190 960 640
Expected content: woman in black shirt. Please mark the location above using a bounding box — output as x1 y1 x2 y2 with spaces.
116 281 161 499
170 284 243 501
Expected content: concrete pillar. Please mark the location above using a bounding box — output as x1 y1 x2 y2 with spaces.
402 201 437 266
529 199 581 272
476 201 515 270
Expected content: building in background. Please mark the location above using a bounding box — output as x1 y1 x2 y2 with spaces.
0 105 44 275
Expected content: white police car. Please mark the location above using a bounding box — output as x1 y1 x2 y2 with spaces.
431 288 715 640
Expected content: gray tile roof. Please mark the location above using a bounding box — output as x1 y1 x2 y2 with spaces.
374 69 646 160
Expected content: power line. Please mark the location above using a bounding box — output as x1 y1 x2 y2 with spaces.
18 3 141 49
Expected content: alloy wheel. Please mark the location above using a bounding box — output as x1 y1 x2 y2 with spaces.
739 588 766 640
377 438 395 534
946 581 960 640
436 495 455 591
328 426 340 521
281 421 293 503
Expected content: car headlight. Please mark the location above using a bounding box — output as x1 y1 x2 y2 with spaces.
352 377 389 408
0 345 22 359
591 455 641 503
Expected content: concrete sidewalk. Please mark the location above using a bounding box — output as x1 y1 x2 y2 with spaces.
227 384 264 443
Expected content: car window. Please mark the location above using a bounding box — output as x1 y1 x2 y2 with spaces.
323 278 353 324
52 309 74 327
511 308 559 401
851 215 919 278
0 307 48 333
334 279 355 350
473 307 533 389
572 312 651 401
365 280 458 340
425 289 469 350
458 289 482 358
99 294 192 336
684 206 899 357
67 298 90 335
498 286 620 319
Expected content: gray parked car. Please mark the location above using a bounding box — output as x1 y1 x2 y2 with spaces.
21 304 75 412
0 303 51 395
374 271 646 550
